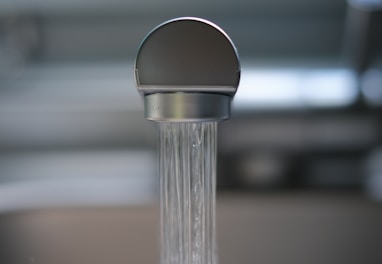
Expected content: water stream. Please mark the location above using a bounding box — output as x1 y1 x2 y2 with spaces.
159 122 217 264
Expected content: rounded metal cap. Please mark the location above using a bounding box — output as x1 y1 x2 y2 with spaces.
135 17 240 122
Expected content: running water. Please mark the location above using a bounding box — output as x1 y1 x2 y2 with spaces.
159 122 217 264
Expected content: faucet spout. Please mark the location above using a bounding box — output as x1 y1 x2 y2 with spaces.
134 17 240 122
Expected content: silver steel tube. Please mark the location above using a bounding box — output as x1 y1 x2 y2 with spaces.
144 93 231 122
135 17 240 122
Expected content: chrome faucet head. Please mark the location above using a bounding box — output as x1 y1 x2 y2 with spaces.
135 17 240 122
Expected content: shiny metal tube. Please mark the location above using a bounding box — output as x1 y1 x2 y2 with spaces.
135 17 240 122
144 93 231 122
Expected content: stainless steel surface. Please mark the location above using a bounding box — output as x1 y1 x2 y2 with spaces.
135 17 240 122
144 93 231 122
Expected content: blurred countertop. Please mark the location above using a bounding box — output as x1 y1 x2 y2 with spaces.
0 191 381 264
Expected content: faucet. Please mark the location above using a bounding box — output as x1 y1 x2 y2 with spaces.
135 17 240 122
134 17 240 264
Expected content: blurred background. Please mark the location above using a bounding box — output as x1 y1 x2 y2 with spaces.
0 0 382 263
